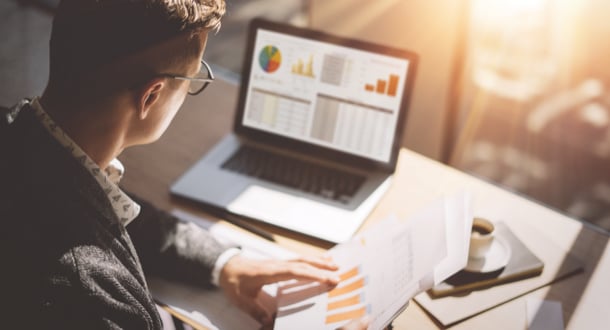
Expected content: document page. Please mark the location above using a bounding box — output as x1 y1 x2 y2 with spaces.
274 193 472 329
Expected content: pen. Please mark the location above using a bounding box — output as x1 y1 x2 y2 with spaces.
223 213 276 242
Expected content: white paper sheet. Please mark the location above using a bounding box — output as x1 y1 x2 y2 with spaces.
274 192 473 330
433 192 473 284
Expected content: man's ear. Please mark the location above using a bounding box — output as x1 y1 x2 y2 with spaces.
136 78 165 120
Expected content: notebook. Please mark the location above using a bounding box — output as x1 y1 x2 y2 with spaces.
414 222 584 327
170 18 418 243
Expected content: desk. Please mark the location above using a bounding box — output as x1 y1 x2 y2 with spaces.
120 79 610 329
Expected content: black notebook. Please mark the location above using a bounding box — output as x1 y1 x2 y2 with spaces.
429 222 544 298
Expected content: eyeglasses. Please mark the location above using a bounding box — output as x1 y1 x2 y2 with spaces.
160 60 215 95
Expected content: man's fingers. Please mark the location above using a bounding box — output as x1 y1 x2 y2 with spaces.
254 262 340 286
292 255 339 271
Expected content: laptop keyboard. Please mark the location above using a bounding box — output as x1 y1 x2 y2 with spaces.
221 146 365 203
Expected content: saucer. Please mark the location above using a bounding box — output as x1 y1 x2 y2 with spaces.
465 237 511 273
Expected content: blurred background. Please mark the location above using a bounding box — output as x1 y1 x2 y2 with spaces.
2 0 609 234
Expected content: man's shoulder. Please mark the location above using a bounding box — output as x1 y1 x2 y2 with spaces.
0 100 37 144
0 103 113 227
0 103 53 188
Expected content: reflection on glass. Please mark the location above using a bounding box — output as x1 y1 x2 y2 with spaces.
471 0 556 101
454 0 610 233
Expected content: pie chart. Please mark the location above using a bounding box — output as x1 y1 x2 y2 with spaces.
259 45 281 73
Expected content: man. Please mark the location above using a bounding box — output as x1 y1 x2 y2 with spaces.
0 0 369 329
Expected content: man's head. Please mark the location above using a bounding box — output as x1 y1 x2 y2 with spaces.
43 0 225 146
49 0 225 94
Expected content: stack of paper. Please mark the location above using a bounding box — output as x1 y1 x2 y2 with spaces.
274 192 473 329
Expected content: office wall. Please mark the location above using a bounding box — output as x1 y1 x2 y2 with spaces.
310 0 466 160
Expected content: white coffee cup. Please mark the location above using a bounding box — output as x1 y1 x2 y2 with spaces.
468 217 495 259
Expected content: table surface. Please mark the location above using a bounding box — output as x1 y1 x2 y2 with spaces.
119 79 610 329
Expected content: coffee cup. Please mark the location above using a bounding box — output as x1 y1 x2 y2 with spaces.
468 217 495 259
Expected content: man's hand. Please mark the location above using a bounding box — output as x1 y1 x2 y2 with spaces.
218 255 340 326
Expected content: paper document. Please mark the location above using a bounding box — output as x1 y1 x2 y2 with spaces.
274 192 472 330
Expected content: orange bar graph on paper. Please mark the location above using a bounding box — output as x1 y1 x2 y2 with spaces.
339 266 360 282
388 74 399 96
376 79 387 94
328 293 362 311
325 306 367 324
364 84 375 92
328 277 366 298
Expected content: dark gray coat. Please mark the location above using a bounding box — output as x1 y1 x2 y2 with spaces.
0 102 229 329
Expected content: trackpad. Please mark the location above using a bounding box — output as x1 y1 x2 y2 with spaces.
228 185 302 221
227 185 358 242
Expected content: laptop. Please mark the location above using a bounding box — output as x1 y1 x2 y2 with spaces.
171 18 418 243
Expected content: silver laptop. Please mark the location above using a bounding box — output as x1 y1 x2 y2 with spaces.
171 19 418 243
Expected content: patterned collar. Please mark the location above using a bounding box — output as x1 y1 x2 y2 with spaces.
30 98 140 226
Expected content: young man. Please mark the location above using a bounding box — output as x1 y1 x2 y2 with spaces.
0 1 369 329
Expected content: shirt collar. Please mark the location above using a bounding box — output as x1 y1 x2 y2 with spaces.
30 98 140 226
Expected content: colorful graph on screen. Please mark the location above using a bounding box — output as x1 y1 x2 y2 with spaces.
259 45 282 73
325 266 371 325
364 74 400 97
291 54 315 78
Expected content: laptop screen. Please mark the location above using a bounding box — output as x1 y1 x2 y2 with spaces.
238 20 416 165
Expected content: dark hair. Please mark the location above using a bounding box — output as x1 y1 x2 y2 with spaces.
49 0 225 92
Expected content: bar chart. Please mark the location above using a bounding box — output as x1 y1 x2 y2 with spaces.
291 54 315 78
325 266 371 325
364 74 400 97
328 277 366 298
